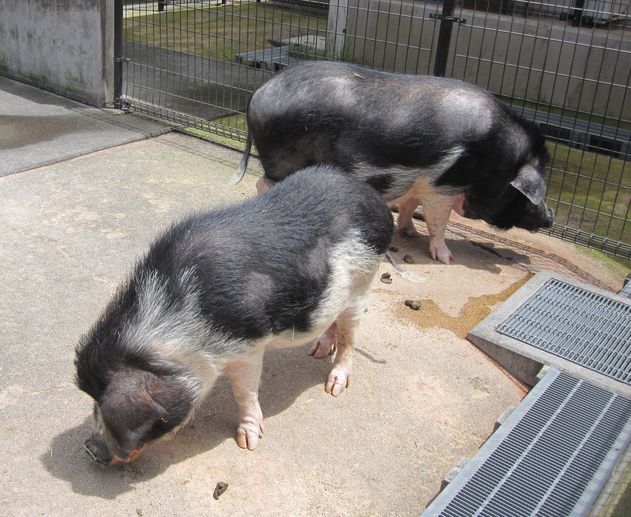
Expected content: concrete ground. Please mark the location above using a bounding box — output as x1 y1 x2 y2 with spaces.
0 78 627 516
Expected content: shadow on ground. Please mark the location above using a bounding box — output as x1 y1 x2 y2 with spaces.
40 345 334 499
389 230 532 274
0 115 98 149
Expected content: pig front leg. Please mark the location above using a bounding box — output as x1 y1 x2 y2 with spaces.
396 178 461 264
224 348 265 450
421 190 456 265
392 184 454 264
325 311 359 397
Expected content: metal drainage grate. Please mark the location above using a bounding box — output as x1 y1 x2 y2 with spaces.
496 278 631 385
423 369 631 517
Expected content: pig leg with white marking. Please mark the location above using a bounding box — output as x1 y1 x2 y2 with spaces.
393 178 458 264
224 347 265 450
324 310 361 397
417 189 456 265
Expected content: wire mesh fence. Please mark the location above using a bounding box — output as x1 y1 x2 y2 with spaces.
118 0 631 258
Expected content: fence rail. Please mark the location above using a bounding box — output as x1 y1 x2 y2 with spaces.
117 0 631 259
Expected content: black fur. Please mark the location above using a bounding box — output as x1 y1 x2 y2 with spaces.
75 165 393 463
242 61 553 232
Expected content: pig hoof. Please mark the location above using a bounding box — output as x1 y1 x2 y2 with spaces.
429 242 452 264
308 336 335 359
255 178 268 194
236 420 264 450
325 368 350 396
255 177 276 194
399 222 420 238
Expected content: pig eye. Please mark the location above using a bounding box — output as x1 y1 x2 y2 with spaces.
145 415 179 442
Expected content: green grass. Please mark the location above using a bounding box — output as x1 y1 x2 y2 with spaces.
188 113 631 248
583 247 631 272
182 125 247 150
212 112 247 131
546 142 630 244
503 97 631 133
125 2 328 62
124 2 629 251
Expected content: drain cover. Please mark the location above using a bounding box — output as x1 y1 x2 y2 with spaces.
423 369 631 517
468 271 631 397
497 278 631 384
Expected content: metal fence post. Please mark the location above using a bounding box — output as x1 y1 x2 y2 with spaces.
113 0 123 108
327 0 349 60
432 0 458 77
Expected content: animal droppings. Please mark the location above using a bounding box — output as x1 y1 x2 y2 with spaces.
213 481 229 500
404 300 422 311
380 272 392 284
403 255 414 264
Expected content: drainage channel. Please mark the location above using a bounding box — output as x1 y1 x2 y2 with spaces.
423 368 631 517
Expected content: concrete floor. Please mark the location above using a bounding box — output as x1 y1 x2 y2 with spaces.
0 78 626 516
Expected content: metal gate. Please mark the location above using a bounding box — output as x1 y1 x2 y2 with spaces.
114 0 631 259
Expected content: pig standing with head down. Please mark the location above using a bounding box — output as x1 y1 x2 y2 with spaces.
233 61 554 264
75 166 393 465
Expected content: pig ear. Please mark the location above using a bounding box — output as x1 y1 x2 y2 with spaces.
117 400 167 453
510 165 546 205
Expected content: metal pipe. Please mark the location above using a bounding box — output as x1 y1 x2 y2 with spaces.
114 0 123 108
432 0 457 77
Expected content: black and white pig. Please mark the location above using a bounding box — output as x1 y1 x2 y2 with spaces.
232 61 553 264
75 165 393 465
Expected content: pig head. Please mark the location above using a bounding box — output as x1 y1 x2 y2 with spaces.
461 164 554 231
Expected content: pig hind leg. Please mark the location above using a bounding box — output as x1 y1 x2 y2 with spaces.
224 347 265 450
255 176 277 194
308 322 337 358
258 146 313 184
392 191 422 238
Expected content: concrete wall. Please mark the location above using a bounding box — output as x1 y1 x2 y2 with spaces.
0 0 113 106
339 0 631 120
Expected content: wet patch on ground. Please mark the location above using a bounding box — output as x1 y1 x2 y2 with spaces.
394 274 533 338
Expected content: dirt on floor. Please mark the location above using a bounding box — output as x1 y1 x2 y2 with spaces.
2 131 627 516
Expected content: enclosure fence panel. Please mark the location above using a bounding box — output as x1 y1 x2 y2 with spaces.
117 0 631 259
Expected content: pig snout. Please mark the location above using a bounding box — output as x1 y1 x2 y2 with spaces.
521 202 554 231
84 435 111 466
84 435 145 466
